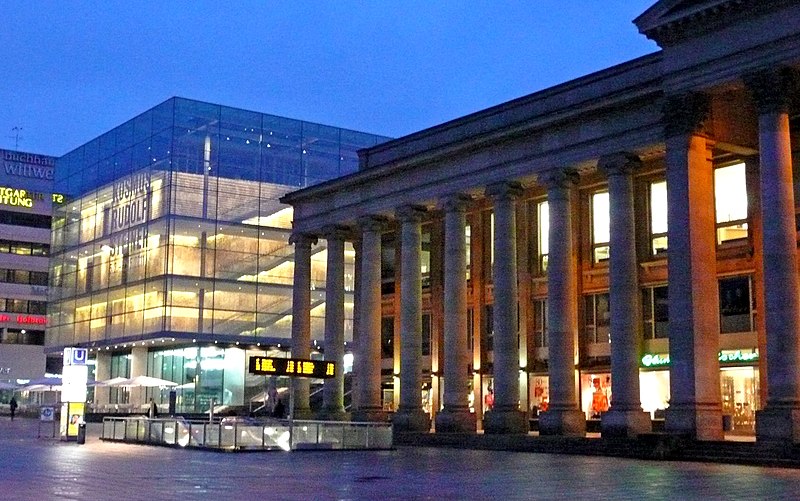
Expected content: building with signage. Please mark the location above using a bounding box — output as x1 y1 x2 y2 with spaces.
0 148 58 391
282 0 800 441
45 97 389 413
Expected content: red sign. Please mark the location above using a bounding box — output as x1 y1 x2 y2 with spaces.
0 314 46 325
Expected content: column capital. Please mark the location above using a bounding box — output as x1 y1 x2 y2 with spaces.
485 181 524 201
289 232 318 247
356 215 389 232
320 224 353 242
537 168 579 191
744 67 800 115
440 193 473 213
663 92 711 138
597 152 642 177
396 204 427 223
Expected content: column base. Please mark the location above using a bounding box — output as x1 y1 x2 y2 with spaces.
538 409 586 436
392 409 431 432
435 409 477 433
317 408 350 422
756 407 800 443
351 407 390 423
291 406 315 420
664 405 723 441
601 408 652 438
483 408 528 434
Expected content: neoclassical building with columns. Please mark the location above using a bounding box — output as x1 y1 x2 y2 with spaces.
282 0 800 441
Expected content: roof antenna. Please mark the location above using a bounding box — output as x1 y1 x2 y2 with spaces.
9 126 23 150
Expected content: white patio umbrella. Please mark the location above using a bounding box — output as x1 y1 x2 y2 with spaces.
20 377 62 391
89 376 129 387
114 375 178 388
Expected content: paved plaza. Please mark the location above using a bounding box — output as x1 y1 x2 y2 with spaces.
2 418 800 500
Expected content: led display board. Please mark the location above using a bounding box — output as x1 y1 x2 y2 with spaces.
249 356 336 379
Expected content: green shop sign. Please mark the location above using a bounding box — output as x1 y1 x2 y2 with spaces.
641 350 758 368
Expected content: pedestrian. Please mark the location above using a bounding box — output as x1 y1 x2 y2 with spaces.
9 396 18 421
273 398 285 419
148 398 158 419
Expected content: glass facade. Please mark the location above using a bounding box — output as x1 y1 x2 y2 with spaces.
46 97 389 361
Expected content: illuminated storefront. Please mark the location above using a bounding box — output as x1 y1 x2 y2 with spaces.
45 97 389 412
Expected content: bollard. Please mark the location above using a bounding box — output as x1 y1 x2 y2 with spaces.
77 423 87 444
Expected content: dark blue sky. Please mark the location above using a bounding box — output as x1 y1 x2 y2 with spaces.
1 1 658 156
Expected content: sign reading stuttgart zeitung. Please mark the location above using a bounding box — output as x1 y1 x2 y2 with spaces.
249 356 336 379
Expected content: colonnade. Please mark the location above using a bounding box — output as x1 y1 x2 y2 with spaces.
290 68 800 441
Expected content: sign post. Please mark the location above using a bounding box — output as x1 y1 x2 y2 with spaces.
60 347 88 441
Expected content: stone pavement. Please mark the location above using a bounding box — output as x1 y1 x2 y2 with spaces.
3 417 800 501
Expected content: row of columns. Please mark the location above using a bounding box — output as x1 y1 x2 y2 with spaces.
290 68 800 440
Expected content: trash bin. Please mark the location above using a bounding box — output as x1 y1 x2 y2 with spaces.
77 423 87 444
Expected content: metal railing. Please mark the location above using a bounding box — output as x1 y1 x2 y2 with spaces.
101 416 393 451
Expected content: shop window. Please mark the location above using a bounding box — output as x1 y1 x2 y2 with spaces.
581 372 611 419
381 316 394 359
422 314 431 357
642 285 669 339
533 298 548 348
650 180 668 255
719 276 753 333
583 293 610 344
537 201 549 272
715 163 748 244
591 191 610 263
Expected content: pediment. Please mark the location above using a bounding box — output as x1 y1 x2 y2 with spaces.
633 0 789 47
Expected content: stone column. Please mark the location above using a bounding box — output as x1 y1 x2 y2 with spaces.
538 169 586 436
663 93 723 441
747 69 800 442
94 350 112 407
598 153 651 437
290 232 316 419
320 225 349 421
484 181 527 434
352 216 389 422
394 205 431 432
130 346 148 408
436 194 477 433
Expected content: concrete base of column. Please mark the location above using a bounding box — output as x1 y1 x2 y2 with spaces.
539 409 586 436
483 409 528 434
393 409 431 432
601 408 652 438
435 409 477 433
351 407 390 423
665 405 723 441
291 406 314 420
317 409 351 422
756 407 800 443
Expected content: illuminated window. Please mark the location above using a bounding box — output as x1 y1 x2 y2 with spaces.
715 163 748 244
533 298 548 348
650 181 668 254
490 212 494 266
642 285 668 339
537 201 549 272
421 231 431 288
592 191 610 263
465 225 471 280
583 293 610 344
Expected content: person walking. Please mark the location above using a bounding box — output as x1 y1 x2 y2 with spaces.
148 398 158 419
9 396 18 421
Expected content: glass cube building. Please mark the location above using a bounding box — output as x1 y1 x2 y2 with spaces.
45 97 389 411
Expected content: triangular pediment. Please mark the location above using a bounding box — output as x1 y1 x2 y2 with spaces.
633 0 781 47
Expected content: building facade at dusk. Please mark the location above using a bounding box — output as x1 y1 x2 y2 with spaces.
45 97 389 413
0 149 57 391
282 0 800 440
